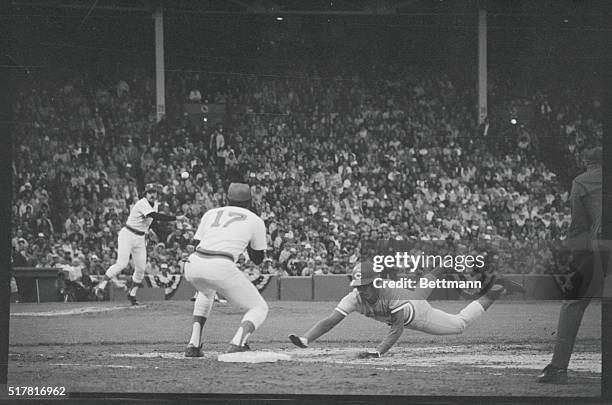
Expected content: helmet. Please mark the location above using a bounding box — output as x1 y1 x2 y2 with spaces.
227 183 251 202
349 261 376 287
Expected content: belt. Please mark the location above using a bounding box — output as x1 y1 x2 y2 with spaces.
195 248 234 262
125 225 145 236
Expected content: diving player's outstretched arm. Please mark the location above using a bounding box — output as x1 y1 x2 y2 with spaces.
363 311 404 357
289 310 345 348
289 291 356 348
304 310 346 343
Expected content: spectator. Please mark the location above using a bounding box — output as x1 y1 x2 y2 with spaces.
189 88 202 103
11 63 600 277
10 270 19 303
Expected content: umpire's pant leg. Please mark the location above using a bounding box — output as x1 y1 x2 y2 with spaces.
551 298 592 369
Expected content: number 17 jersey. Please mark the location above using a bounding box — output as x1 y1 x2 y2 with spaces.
194 206 267 261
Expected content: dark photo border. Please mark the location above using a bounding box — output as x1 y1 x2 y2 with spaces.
3 1 611 404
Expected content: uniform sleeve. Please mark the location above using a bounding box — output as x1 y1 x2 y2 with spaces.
389 300 412 314
249 217 268 251
335 290 359 317
138 199 155 217
387 289 413 320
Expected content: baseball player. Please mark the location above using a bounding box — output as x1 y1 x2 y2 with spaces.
538 146 606 384
94 183 186 305
183 183 268 357
289 263 523 358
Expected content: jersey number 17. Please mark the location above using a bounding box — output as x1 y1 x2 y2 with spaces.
210 210 247 228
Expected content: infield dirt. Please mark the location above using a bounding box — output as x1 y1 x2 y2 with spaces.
8 300 601 396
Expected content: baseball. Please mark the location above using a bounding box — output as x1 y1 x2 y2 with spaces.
181 171 189 179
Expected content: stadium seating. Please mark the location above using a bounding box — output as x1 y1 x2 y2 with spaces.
11 63 602 301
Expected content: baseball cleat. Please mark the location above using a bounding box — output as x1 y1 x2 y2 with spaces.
227 343 251 353
483 284 506 301
127 294 140 306
289 334 308 348
184 344 204 358
495 277 526 295
214 295 228 304
537 364 568 384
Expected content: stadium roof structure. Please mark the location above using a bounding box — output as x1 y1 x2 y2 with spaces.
12 0 421 15
10 0 611 19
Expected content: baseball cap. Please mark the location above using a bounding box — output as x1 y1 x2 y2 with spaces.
227 183 251 202
349 262 376 287
145 183 158 192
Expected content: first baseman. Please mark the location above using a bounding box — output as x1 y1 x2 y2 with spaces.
95 183 186 305
183 183 268 357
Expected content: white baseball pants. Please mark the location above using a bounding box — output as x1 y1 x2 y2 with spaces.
184 255 268 328
105 227 147 283
407 299 485 335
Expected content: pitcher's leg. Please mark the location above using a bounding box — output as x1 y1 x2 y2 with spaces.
97 230 132 292
127 241 147 302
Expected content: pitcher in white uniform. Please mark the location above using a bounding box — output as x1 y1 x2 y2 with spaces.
95 183 186 305
184 183 268 356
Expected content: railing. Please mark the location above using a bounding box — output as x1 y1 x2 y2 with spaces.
12 268 567 303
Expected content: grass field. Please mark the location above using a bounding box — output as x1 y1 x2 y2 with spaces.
7 299 601 397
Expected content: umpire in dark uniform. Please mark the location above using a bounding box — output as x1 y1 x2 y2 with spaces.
538 146 604 384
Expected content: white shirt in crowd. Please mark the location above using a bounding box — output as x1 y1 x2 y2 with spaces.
189 89 202 102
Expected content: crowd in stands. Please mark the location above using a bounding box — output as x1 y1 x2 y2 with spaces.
486 70 603 189
12 62 602 281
